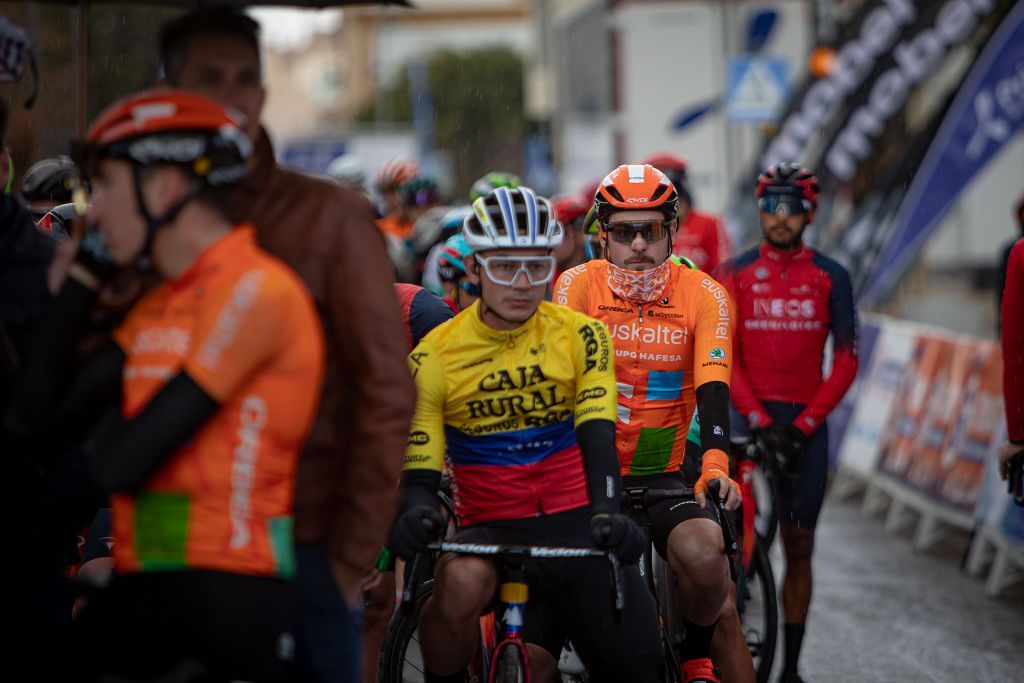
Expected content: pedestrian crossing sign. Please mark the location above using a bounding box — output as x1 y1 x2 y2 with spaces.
725 57 789 123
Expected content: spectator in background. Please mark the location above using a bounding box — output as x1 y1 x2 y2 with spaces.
0 99 56 369
158 8 415 679
1000 236 1023 484
644 152 732 272
996 190 1024 331
20 156 79 220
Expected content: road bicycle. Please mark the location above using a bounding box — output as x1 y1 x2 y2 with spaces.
379 541 623 683
620 479 735 683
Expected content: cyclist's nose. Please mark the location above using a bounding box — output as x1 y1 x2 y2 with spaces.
631 232 648 250
511 270 531 289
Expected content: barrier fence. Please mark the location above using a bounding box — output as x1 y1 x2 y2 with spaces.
828 314 1024 596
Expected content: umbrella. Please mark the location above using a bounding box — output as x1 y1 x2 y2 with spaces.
4 0 412 132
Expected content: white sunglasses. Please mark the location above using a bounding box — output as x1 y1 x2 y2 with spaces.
475 254 557 286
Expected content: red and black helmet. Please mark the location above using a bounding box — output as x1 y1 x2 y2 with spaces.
593 163 679 225
552 193 590 228
643 151 692 207
755 162 819 211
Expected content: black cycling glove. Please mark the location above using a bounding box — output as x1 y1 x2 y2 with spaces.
390 505 445 561
388 470 445 561
590 512 645 564
760 423 808 479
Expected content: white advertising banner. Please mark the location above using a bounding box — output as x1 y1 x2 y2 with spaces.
835 316 916 478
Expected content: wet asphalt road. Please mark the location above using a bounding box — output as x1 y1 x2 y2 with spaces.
770 494 1024 682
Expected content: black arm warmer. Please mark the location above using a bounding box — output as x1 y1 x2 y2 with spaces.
576 418 620 516
44 342 125 443
398 469 443 515
5 278 99 440
88 371 219 492
697 381 731 454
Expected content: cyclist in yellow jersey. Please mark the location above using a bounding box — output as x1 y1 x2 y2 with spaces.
557 164 745 683
388 187 664 683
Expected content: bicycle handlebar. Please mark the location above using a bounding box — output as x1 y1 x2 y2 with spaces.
401 541 626 614
623 483 738 559
623 485 694 506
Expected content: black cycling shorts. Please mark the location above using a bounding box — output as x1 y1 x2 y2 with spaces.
59 569 295 682
731 401 829 530
623 471 720 560
450 506 664 683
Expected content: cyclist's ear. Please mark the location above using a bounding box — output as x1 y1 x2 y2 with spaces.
463 253 481 285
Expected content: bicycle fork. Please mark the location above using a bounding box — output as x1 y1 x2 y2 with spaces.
490 564 532 683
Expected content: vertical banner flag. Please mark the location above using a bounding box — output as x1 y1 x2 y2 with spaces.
861 0 1024 303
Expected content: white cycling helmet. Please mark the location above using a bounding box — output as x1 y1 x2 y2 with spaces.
462 186 563 251
326 153 366 188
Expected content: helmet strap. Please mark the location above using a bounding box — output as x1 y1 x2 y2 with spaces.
131 163 203 263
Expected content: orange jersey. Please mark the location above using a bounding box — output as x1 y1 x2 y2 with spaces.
376 214 415 240
111 226 325 577
555 259 732 475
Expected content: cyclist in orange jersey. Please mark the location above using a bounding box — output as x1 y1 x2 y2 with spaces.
556 163 744 683
9 90 324 681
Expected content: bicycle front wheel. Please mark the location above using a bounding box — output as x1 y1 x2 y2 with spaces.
751 464 778 548
493 641 526 683
379 579 434 683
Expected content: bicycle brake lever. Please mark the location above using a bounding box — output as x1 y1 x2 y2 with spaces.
607 552 624 617
708 479 739 556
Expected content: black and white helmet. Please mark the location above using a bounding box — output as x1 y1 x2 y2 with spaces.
462 186 563 251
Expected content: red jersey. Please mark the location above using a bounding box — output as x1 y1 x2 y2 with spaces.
713 243 858 436
1002 237 1024 442
672 210 732 273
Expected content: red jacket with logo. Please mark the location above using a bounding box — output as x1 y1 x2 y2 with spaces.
713 243 858 436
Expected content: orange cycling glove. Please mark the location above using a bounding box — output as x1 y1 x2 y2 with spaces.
695 448 739 504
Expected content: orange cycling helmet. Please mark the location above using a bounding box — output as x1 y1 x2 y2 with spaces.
593 163 679 225
71 89 252 256
72 89 251 185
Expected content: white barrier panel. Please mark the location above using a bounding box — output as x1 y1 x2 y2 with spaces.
835 314 1023 592
835 316 916 479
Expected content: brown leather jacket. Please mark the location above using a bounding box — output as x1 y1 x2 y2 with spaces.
228 129 415 570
